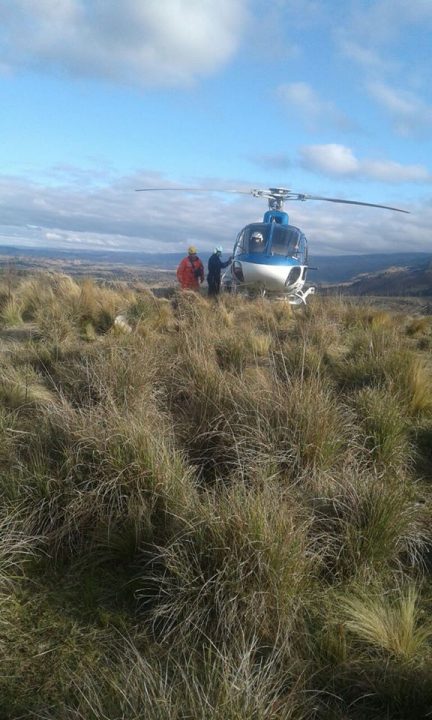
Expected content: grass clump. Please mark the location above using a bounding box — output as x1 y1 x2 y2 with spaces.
405 316 431 337
0 297 24 327
354 386 410 471
341 584 432 659
0 363 55 410
139 481 316 645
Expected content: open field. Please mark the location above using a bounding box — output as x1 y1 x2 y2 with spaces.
0 252 178 286
0 272 432 718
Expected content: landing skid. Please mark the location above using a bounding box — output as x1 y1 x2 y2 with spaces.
286 286 315 305
223 282 315 305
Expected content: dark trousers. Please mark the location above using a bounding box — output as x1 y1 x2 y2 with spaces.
208 275 221 296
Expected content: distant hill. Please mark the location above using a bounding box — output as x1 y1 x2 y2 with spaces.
0 245 189 267
310 252 432 284
331 259 432 297
0 245 431 287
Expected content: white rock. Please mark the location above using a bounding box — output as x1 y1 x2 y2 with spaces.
114 314 132 333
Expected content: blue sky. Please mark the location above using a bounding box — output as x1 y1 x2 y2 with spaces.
0 0 431 255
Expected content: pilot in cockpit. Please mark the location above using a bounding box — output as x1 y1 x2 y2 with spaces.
250 231 264 250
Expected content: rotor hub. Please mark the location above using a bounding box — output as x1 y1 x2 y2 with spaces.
251 187 292 210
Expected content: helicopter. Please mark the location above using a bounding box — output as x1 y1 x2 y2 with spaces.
135 186 409 304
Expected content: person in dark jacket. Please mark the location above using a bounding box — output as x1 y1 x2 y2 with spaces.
207 246 232 297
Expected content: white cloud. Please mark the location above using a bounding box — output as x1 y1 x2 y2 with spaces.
277 82 351 131
0 167 429 256
0 170 258 252
337 38 397 74
299 144 360 175
0 0 247 86
361 160 431 183
366 81 432 136
335 1 431 134
0 168 430 256
299 144 431 183
295 199 430 255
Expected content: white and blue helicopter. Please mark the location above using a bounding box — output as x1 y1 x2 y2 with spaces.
135 186 409 304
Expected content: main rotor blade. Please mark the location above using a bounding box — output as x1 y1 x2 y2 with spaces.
299 194 410 214
134 187 410 214
135 187 251 194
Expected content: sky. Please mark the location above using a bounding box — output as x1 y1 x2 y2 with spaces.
0 0 431 256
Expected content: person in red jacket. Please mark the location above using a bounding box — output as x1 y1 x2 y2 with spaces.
176 246 205 290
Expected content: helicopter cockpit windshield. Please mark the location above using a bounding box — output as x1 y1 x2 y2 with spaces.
234 224 269 256
234 223 307 262
271 225 305 259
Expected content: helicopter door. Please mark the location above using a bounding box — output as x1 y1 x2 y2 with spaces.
297 235 307 264
233 231 244 257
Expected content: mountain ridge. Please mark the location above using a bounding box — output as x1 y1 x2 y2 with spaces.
0 245 431 285
332 259 432 296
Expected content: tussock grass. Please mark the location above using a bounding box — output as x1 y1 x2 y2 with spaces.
18 272 80 320
394 352 432 416
0 362 56 409
0 297 23 326
0 276 431 717
280 374 351 474
75 277 132 333
42 636 312 720
340 477 427 576
341 584 432 659
35 301 77 345
138 481 316 644
308 466 428 583
354 386 410 471
127 291 175 334
15 273 133 343
248 330 273 357
332 322 402 389
0 508 43 590
15 400 197 562
406 315 431 337
310 583 432 719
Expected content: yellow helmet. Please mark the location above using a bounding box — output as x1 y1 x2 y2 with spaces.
188 245 197 255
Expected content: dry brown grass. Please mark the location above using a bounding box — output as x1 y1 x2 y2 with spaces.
0 277 430 718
